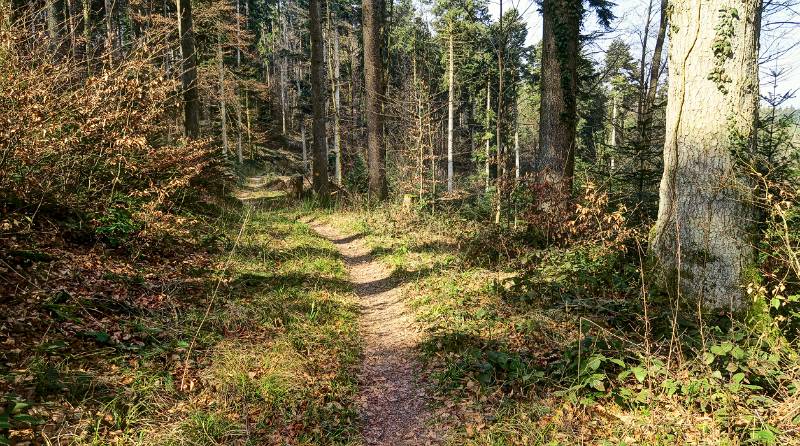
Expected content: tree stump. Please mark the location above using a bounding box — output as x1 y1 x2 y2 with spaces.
402 194 417 211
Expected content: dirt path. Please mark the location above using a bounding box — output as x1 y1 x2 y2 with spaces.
308 221 437 446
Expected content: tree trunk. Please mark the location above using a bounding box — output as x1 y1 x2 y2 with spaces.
363 0 386 199
446 32 455 193
645 0 668 113
333 26 342 185
235 95 243 163
301 122 308 174
245 91 252 157
610 95 618 148
485 80 491 192
218 39 228 156
650 0 760 311
309 0 329 198
514 124 520 180
83 0 91 59
46 0 61 53
104 0 114 59
65 0 77 57
534 0 580 193
177 0 200 139
236 0 241 66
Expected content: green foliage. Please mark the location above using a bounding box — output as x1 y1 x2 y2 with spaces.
95 205 141 247
708 7 739 93
344 154 369 194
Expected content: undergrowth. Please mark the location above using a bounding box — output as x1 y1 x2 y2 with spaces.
1 199 361 445
310 195 800 445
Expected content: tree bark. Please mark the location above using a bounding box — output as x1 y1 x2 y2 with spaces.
104 0 114 59
301 121 308 175
363 0 386 199
650 0 761 311
177 0 200 139
328 14 342 185
83 0 91 59
218 39 228 156
447 32 455 192
495 0 504 224
645 0 668 113
46 0 62 54
309 0 329 198
485 80 491 192
534 0 580 193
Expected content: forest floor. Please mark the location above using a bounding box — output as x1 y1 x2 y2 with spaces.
3 175 798 445
306 220 437 446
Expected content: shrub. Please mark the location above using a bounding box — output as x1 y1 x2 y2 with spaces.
0 23 213 243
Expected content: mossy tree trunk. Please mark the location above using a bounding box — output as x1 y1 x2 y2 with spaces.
650 0 761 311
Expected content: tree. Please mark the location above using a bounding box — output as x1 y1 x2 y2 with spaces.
177 0 200 139
534 0 580 193
447 32 455 192
534 0 612 194
310 0 329 198
218 37 229 156
363 0 386 199
650 0 761 311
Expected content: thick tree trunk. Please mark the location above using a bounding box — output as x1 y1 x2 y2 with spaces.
534 0 579 193
447 33 455 192
177 0 200 139
650 0 760 311
494 0 504 224
610 95 618 148
309 0 329 198
65 0 76 57
362 0 386 199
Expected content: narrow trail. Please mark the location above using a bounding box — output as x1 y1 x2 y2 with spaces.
307 220 437 446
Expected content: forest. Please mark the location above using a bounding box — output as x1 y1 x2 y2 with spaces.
1 0 800 444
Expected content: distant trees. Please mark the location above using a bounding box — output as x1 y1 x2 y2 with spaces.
650 0 761 311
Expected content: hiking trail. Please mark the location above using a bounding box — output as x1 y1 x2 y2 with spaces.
306 220 437 446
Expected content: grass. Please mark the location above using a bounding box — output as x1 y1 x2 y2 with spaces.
6 191 799 445
305 201 800 446
1 200 361 445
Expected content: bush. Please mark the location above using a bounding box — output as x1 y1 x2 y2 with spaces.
0 23 213 243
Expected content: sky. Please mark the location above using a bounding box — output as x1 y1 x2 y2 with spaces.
474 0 800 107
